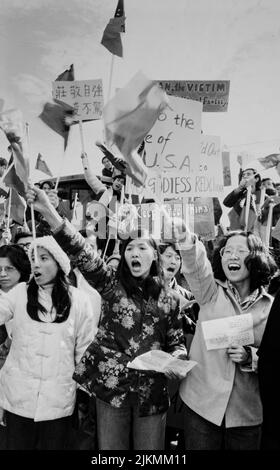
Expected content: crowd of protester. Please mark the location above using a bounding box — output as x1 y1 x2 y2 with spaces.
0 150 280 451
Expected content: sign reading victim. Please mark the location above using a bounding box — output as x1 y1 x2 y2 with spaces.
142 95 202 199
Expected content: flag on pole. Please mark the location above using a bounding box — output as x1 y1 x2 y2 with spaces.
35 153 53 177
101 0 126 57
39 99 74 150
103 71 169 186
114 0 125 32
55 64 75 81
0 108 29 196
9 188 27 225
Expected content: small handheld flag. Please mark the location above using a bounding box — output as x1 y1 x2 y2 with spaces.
35 153 53 177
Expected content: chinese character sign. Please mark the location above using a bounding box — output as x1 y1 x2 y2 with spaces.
52 79 104 121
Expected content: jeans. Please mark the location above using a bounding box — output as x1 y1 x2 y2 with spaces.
5 411 72 450
184 405 262 450
96 395 166 450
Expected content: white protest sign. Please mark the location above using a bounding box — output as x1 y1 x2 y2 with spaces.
52 80 103 121
201 313 254 350
130 96 202 200
198 135 224 196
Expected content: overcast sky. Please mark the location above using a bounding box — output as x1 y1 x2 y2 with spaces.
1 0 280 183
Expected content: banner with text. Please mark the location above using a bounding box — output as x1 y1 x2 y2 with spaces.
52 79 103 121
199 135 223 196
136 198 215 241
126 96 202 201
159 80 230 112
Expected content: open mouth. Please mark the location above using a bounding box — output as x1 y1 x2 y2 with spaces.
167 267 175 273
131 260 141 268
228 263 241 271
34 272 42 279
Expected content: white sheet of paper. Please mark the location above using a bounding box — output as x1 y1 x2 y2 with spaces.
201 313 254 350
127 350 197 376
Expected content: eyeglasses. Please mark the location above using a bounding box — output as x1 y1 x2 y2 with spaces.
0 266 17 274
220 247 250 259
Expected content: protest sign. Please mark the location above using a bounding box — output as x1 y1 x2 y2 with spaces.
159 80 230 112
52 79 103 121
192 197 215 240
138 95 202 200
133 198 214 241
199 135 223 196
201 313 254 350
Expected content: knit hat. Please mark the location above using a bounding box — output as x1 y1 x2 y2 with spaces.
28 236 71 275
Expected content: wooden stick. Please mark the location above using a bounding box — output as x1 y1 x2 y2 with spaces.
107 54 115 104
6 188 12 228
54 145 65 191
265 203 274 248
71 192 78 222
244 185 252 232
30 204 38 263
78 120 85 154
102 236 111 261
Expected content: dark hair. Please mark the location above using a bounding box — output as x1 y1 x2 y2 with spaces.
102 155 110 163
0 158 7 167
26 269 71 323
112 173 126 183
262 177 274 185
212 231 277 291
39 180 54 190
13 231 32 244
242 168 262 191
117 235 162 300
0 244 31 282
159 242 182 268
14 231 43 244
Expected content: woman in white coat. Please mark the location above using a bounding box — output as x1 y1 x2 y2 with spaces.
0 236 95 449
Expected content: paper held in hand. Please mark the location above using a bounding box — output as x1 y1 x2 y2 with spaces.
127 350 197 376
201 313 254 351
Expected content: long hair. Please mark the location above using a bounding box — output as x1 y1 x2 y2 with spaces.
26 269 72 323
0 244 31 282
212 231 277 292
117 235 163 300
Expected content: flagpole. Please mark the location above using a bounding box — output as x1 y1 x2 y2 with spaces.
54 143 65 191
6 188 12 228
265 202 274 248
71 192 78 222
244 186 252 232
78 120 86 154
25 122 38 262
107 55 115 104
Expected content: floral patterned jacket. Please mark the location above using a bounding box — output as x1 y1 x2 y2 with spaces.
54 220 187 417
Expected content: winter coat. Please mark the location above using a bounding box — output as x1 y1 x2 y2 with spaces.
0 282 95 421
